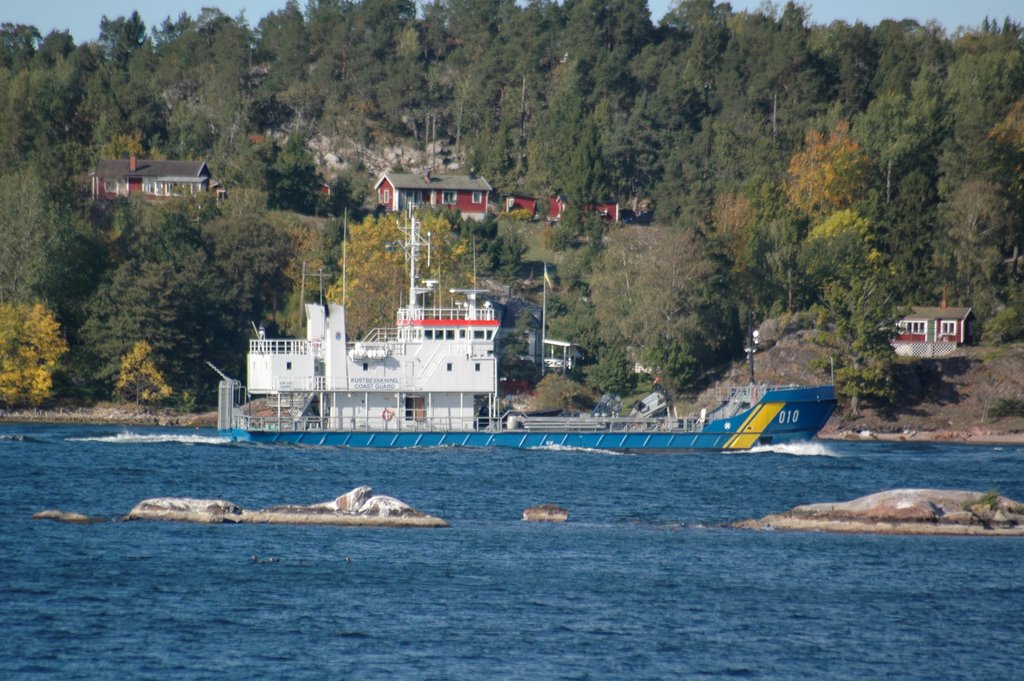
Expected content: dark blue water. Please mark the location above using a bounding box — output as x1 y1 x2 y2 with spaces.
2 424 1023 679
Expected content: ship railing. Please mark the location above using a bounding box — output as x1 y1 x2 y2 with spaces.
234 413 484 433
711 383 804 405
232 411 709 434
504 413 705 434
249 338 323 357
360 327 400 343
272 376 326 392
398 306 496 323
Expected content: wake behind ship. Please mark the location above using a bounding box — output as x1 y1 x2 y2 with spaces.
217 212 835 451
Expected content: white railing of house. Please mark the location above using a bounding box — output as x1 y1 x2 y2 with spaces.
892 341 958 358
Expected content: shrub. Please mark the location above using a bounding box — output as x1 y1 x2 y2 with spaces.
961 490 1001 511
989 398 1024 418
499 208 534 221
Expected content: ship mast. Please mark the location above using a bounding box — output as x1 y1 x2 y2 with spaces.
394 208 434 311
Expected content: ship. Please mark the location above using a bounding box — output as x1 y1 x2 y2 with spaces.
216 212 836 451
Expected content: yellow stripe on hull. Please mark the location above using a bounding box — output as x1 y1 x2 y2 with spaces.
725 402 785 449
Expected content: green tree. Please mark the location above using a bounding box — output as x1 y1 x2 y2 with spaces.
0 168 54 304
801 209 897 415
813 277 897 416
589 225 736 390
585 345 636 396
267 134 321 214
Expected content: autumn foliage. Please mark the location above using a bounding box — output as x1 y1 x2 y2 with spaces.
0 303 68 407
115 341 172 407
786 121 871 221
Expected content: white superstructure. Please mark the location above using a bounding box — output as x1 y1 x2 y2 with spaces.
242 212 500 433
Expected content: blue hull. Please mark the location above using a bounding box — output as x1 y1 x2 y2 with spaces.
223 385 836 452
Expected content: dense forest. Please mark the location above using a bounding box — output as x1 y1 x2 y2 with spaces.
0 0 1022 413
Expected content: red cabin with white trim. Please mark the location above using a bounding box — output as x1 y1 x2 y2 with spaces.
375 170 492 220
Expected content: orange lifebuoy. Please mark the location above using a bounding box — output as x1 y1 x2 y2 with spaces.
382 407 394 422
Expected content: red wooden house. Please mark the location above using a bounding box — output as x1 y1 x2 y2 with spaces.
375 171 492 220
91 155 215 200
503 194 539 215
893 306 975 357
546 196 619 222
502 195 621 222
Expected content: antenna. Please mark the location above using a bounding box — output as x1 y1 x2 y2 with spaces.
299 261 306 326
342 209 348 306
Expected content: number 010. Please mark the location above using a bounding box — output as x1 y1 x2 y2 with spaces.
778 410 800 424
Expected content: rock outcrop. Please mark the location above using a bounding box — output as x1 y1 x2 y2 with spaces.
124 498 243 523
36 487 449 528
32 509 97 523
735 488 1024 535
522 503 569 522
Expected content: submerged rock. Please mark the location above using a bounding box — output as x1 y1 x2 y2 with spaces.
121 487 447 528
735 489 1024 535
32 509 96 523
522 503 569 522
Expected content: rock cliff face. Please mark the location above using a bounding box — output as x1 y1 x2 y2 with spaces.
735 489 1024 535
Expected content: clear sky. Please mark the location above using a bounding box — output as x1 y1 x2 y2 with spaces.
4 0 1022 44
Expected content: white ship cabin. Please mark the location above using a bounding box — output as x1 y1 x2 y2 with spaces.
245 286 501 432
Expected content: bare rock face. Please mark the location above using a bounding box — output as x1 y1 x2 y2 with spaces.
124 498 244 523
735 489 1024 535
327 486 374 512
32 509 95 523
523 503 569 522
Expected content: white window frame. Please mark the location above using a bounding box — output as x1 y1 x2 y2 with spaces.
472 191 483 204
442 190 457 204
940 320 957 337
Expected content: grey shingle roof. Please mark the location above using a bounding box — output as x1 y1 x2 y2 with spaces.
93 159 210 180
904 306 973 320
377 172 491 192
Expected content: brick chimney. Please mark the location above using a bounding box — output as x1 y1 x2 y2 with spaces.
129 154 137 172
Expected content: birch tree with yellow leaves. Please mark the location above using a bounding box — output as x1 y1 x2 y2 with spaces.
115 341 172 407
0 303 68 407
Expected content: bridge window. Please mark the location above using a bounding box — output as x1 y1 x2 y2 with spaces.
474 330 484 339
286 362 292 370
446 329 455 340
424 329 433 340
